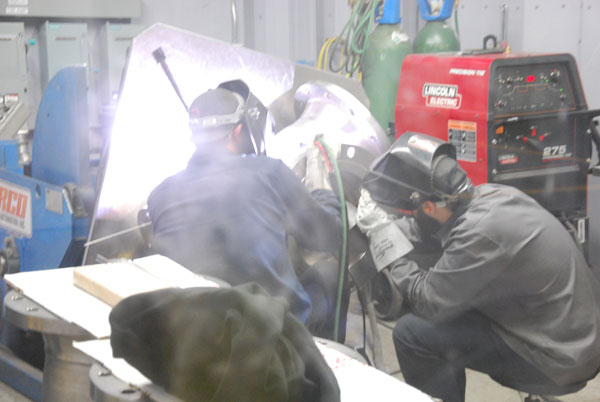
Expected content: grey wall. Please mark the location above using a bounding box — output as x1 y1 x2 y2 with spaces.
133 0 238 43
5 0 600 121
1 0 599 269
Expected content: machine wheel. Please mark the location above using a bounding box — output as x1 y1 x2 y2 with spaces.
371 269 404 321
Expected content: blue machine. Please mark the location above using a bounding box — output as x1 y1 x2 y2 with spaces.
0 66 92 275
0 66 95 400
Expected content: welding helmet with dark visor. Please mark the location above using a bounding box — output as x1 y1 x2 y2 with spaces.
362 132 471 211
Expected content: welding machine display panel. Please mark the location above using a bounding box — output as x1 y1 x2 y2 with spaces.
491 63 576 115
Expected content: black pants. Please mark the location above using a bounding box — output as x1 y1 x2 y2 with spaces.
300 259 349 342
393 311 561 402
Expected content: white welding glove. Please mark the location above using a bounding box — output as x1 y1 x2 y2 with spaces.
304 139 335 192
356 188 413 271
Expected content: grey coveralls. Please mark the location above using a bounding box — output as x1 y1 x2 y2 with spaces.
389 183 600 396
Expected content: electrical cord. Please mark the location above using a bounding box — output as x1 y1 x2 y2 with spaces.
350 281 372 366
317 37 336 70
322 0 380 78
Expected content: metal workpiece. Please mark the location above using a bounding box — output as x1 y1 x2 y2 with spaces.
88 340 363 402
4 290 88 336
85 23 369 264
267 81 390 205
5 290 95 402
89 363 185 402
90 363 145 402
42 333 95 402
313 337 368 364
293 81 388 157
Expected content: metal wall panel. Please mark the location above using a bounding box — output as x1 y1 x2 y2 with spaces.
249 0 319 63
456 0 524 51
251 0 293 60
39 22 89 91
132 0 233 43
580 0 600 109
316 0 351 47
0 0 140 18
0 22 27 102
401 0 421 43
289 0 318 64
521 0 581 54
97 23 144 106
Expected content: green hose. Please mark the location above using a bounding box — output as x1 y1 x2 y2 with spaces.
315 138 348 343
328 0 380 77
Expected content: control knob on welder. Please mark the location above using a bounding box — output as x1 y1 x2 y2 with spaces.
549 69 561 84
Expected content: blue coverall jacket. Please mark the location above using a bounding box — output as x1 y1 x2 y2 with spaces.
147 149 342 323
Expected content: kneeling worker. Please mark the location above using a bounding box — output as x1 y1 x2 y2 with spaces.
147 84 344 338
359 132 600 402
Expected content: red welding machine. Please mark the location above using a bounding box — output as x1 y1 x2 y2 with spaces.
395 52 599 232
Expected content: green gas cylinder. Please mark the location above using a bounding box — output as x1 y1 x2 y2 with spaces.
413 20 460 53
362 23 411 140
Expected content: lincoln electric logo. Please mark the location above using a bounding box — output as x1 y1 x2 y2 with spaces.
422 83 462 109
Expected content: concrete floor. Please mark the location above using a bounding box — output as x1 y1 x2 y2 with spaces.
343 291 600 402
0 382 30 402
0 291 598 401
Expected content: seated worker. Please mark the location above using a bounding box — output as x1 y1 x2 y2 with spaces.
358 132 600 402
146 85 344 338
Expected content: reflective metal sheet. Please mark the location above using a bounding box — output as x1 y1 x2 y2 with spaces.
267 81 390 204
84 23 374 263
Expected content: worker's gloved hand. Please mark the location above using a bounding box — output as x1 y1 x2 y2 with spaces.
305 138 336 192
357 189 413 271
356 188 393 236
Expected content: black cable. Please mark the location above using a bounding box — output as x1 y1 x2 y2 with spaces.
350 278 372 366
376 319 395 331
152 47 189 112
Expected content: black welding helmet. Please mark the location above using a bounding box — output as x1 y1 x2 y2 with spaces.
362 132 472 211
